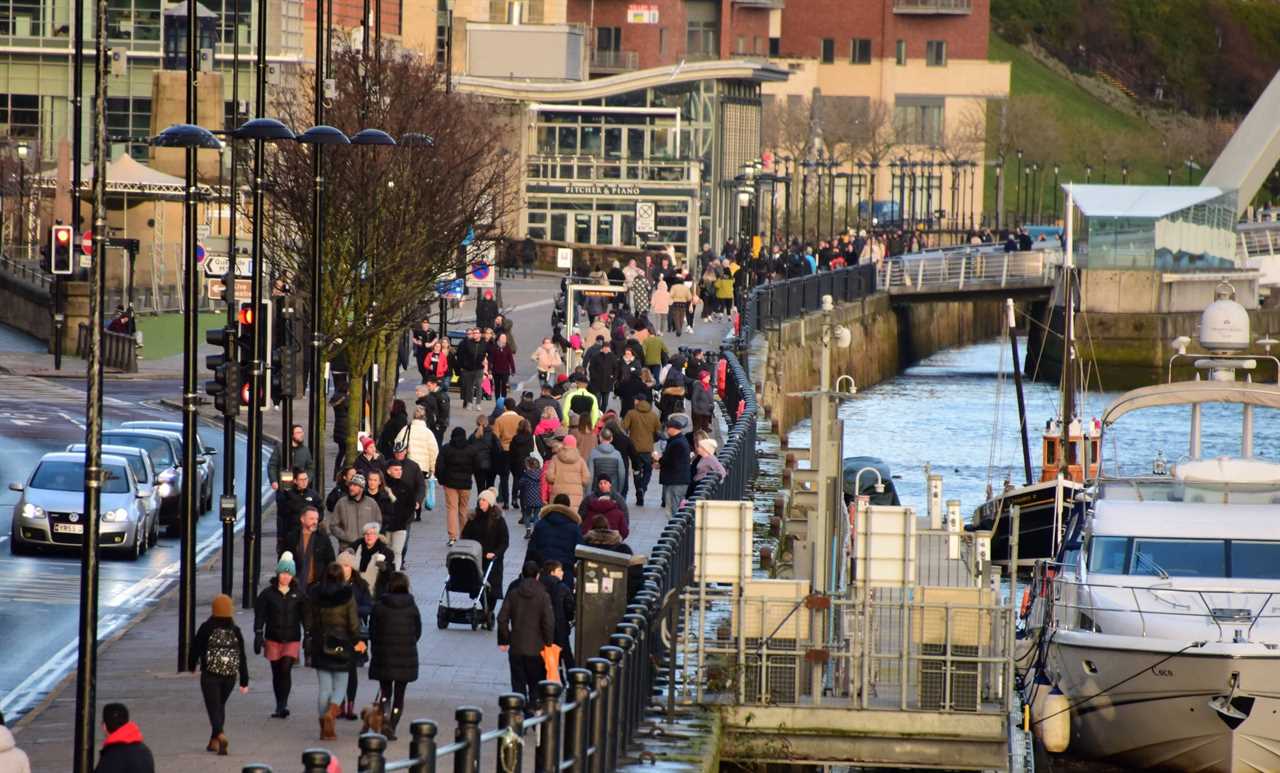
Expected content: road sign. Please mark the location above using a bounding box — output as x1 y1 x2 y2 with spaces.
197 223 211 240
635 201 656 234
435 278 465 300
195 243 206 264
207 277 252 300
468 260 494 288
556 247 573 270
203 255 253 277
80 230 93 255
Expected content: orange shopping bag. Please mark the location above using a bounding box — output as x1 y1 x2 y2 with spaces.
541 644 562 683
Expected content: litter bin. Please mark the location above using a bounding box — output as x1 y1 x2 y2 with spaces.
574 545 633 662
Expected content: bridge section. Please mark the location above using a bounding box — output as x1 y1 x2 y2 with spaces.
877 247 1060 300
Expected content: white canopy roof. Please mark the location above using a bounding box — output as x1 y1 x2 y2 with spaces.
1093 500 1280 540
36 154 212 197
1064 184 1228 219
1102 380 1280 426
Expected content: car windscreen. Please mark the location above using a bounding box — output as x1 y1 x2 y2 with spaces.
31 461 131 494
103 434 174 469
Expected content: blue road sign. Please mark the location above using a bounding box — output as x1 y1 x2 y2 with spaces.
436 278 465 300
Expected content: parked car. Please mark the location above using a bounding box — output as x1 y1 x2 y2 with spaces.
8 451 154 559
100 429 185 534
66 443 162 545
120 420 216 511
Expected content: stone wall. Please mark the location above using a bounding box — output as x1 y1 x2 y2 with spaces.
0 270 52 347
758 293 1006 434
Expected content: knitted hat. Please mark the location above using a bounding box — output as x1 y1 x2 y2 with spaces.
563 435 578 448
362 522 381 535
361 436 376 450
212 593 234 618
349 473 367 489
276 551 296 576
478 488 499 508
337 550 357 569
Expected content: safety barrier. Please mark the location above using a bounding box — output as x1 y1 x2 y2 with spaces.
76 323 138 372
244 346 760 773
738 262 878 345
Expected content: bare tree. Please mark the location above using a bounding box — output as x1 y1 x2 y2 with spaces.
992 95 1064 165
762 95 815 161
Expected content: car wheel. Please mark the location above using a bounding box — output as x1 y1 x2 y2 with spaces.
9 532 30 556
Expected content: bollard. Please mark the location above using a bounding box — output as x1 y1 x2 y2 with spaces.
243 765 273 773
535 681 563 773
562 669 593 773
454 707 483 773
586 658 611 773
599 645 625 772
616 623 641 736
496 694 525 773
610 631 637 750
409 721 438 773
359 732 389 773
623 612 649 695
301 749 331 773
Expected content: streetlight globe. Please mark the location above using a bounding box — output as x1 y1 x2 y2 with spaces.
17 142 29 159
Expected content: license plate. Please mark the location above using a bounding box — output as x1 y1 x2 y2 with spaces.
53 523 84 534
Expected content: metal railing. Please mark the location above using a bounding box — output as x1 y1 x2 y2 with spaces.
877 249 1060 294
1237 221 1280 260
245 346 759 773
0 250 53 290
76 323 138 372
525 155 695 184
892 0 972 13
589 48 639 71
738 262 878 344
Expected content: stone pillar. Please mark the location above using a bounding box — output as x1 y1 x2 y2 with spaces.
150 70 225 181
59 280 91 356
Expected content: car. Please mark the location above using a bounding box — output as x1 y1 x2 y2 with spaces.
119 420 216 511
66 444 162 548
100 429 185 535
9 452 154 560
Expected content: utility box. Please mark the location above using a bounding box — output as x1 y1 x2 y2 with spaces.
575 545 632 662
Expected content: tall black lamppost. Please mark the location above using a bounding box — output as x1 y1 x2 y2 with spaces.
1021 166 1031 224
1014 148 1024 224
967 161 978 230
800 158 814 245
1185 157 1196 184
1121 161 1129 185
855 161 867 228
826 158 837 239
1101 152 1108 184
1052 163 1061 222
15 142 28 247
839 172 852 234
814 150 825 242
1030 162 1040 222
779 156 792 247
993 158 1003 230
868 161 879 228
1085 164 1092 184
1166 166 1173 186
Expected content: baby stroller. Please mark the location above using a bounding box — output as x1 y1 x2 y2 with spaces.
437 539 494 630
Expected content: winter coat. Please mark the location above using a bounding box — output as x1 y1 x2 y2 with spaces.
307 581 361 671
0 725 30 773
533 395 562 424
658 433 692 486
508 430 535 473
621 401 660 454
488 343 516 376
497 577 554 657
586 350 620 394
584 527 631 553
560 387 601 428
330 493 381 547
690 381 714 417
569 427 597 459
462 510 510 601
649 284 671 314
531 344 563 374
476 297 499 332
529 504 583 586
93 722 153 773
615 373 649 417
516 398 541 429
436 432 478 490
669 282 692 305
384 474 418 532
368 591 422 683
493 410 523 451
545 446 590 510
692 454 727 492
254 581 305 643
377 412 408 458
276 485 322 544
469 429 499 474
641 335 668 367
539 574 575 651
279 527 336 590
268 442 314 484
605 425 635 474
587 443 626 492
418 389 450 435
395 420 438 474
518 469 544 510
456 339 487 372
658 380 686 420
190 617 249 686
630 275 653 314
356 538 396 596
579 492 629 539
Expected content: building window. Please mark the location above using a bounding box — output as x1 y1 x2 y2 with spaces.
686 20 718 59
735 34 746 54
894 97 944 145
820 38 834 64
659 27 667 55
895 39 906 65
926 40 946 66
0 0 46 36
851 37 871 64
768 36 779 56
550 213 567 242
436 0 450 65
0 93 39 139
596 26 621 51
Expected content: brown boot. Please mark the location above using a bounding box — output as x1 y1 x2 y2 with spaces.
206 736 220 753
216 734 228 756
321 703 340 740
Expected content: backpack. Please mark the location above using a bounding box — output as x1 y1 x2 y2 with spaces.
569 393 594 418
205 626 240 678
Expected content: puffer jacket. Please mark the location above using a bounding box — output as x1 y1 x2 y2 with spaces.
531 343 563 374
254 580 305 643
621 400 660 454
587 443 626 492
545 446 590 510
395 419 438 474
0 725 31 773
368 591 422 683
529 503 583 586
579 493 629 539
307 581 360 671
690 381 714 417
435 430 477 490
330 493 381 547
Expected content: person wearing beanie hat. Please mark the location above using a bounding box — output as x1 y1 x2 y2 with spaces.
333 549 375 720
254 553 305 718
355 435 385 481
330 472 380 551
462 488 509 615
691 435 726 492
190 594 250 754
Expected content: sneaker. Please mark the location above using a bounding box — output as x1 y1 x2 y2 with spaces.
447 538 456 546
525 525 533 539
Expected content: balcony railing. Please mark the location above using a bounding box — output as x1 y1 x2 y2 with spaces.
589 48 639 72
526 155 696 184
893 0 972 13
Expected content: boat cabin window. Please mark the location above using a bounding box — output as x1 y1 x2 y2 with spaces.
1044 438 1056 466
1088 537 1280 578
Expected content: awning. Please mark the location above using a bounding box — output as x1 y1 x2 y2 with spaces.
1102 380 1280 425
1063 184 1227 219
35 154 214 197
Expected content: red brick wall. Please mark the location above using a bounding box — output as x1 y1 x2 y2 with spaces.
568 0 772 70
303 0 402 39
778 0 989 63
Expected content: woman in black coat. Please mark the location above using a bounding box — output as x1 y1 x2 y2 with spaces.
253 553 306 718
507 421 536 509
460 488 510 614
368 572 421 741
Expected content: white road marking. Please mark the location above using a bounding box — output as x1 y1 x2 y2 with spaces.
0 612 129 719
57 411 86 430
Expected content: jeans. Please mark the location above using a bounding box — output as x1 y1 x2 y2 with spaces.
387 528 408 569
671 302 687 335
200 673 236 737
316 669 346 715
493 373 511 401
662 483 685 518
633 456 653 503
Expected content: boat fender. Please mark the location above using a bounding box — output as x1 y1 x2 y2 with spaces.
716 358 727 398
1036 687 1070 754
1020 586 1032 617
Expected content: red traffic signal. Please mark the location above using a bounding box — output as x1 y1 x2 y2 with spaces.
49 225 74 275
53 226 72 246
236 304 255 326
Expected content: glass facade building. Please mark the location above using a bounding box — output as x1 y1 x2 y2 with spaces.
1074 186 1240 272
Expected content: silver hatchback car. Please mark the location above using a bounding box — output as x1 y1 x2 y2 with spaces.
8 451 154 560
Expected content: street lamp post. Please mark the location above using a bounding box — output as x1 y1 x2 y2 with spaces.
827 160 837 239
1186 157 1195 184
16 142 28 247
1022 166 1031 224
994 159 1003 230
800 159 812 245
1014 149 1023 225
1053 164 1060 222
814 151 825 243
1085 164 1092 184
1166 166 1173 186
1121 161 1129 185
780 156 792 247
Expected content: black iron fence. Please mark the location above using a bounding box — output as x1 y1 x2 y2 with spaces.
243 346 760 773
739 263 877 346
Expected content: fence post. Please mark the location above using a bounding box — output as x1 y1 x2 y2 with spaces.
359 733 389 773
615 623 640 743
454 707 483 773
586 657 611 773
563 669 593 773
496 694 525 773
536 681 563 773
409 721 438 773
599 644 625 771
243 765 273 773
301 749 330 773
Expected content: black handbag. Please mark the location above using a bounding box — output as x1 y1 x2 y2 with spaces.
322 634 351 660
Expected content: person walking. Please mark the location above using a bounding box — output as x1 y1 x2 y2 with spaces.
269 424 314 490
377 400 409 458
368 572 422 741
456 328 487 408
93 704 154 773
656 419 692 518
0 710 30 773
330 473 381 552
280 506 335 590
538 560 575 675
461 488 510 616
336 550 375 720
517 456 544 538
545 434 590 511
496 560 554 712
531 337 563 386
487 332 517 402
492 399 522 507
274 467 321 556
417 376 450 446
649 280 671 332
308 562 366 741
189 594 250 755
382 460 417 568
254 553 306 719
436 427 477 545
529 495 583 587
587 428 626 492
668 279 692 335
507 419 536 510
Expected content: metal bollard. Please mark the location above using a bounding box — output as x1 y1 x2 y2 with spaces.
586 658 611 773
496 694 525 773
359 732 389 773
454 706 483 773
242 765 273 773
409 721 438 773
616 623 641 736
535 681 563 773
599 645 625 771
301 749 331 773
622 612 649 701
610 631 637 749
562 668 593 773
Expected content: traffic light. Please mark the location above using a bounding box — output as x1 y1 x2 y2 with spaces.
203 325 239 418
235 300 272 407
50 225 74 275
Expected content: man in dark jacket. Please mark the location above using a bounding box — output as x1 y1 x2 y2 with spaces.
455 328 488 408
383 458 420 568
436 427 477 543
515 391 541 429
586 340 620 409
657 419 692 518
276 467 321 551
417 376 450 444
538 560 575 671
280 507 336 589
269 424 315 489
94 703 155 773
497 560 554 712
476 290 499 333
326 466 356 515
533 383 562 423
529 495 583 587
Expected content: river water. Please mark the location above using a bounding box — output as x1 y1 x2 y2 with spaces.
787 337 1280 518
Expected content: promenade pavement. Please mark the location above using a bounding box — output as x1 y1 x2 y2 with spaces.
12 275 730 773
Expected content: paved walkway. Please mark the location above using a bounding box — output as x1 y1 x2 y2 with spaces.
13 277 730 772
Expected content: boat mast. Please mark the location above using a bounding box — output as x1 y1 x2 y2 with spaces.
1007 298 1034 486
1060 185 1075 477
